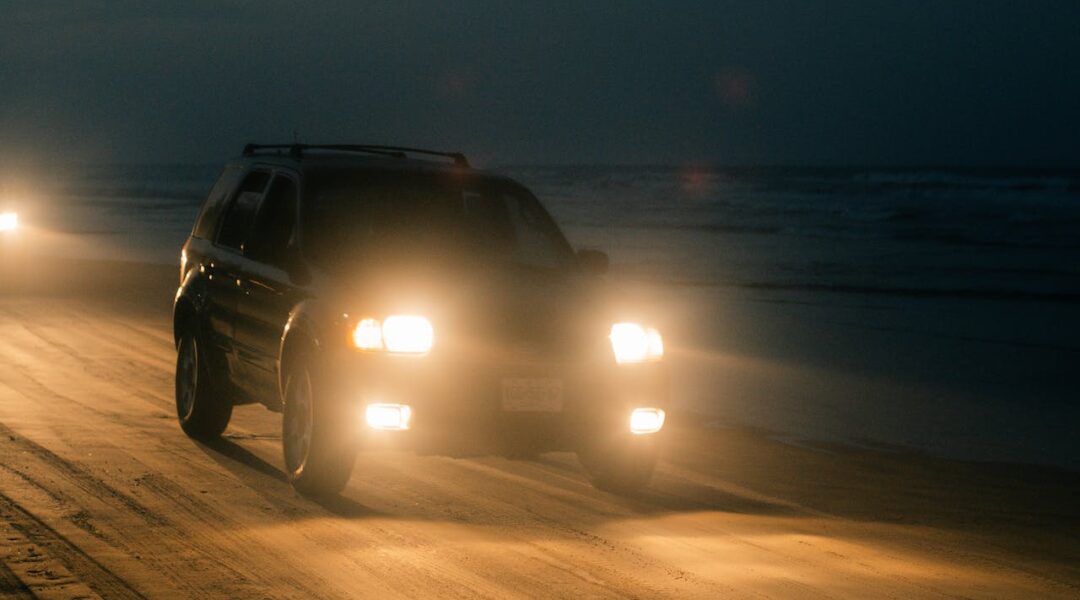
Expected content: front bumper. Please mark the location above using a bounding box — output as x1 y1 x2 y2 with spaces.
323 349 669 453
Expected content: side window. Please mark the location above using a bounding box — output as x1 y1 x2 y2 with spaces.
192 165 242 239
246 175 298 267
216 170 270 251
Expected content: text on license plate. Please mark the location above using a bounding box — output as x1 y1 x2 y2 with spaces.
501 378 563 412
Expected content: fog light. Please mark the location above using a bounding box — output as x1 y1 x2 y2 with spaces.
629 408 665 434
365 403 412 431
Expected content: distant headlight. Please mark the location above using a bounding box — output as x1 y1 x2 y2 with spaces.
0 212 17 232
609 322 664 363
352 315 433 354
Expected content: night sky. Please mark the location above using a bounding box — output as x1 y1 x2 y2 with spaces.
2 1 1078 166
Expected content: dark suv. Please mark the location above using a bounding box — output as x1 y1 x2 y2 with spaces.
174 144 668 495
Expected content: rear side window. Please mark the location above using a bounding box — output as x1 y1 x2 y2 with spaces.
246 175 298 267
216 170 270 251
192 165 243 239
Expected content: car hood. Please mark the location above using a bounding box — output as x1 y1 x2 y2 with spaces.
325 261 615 362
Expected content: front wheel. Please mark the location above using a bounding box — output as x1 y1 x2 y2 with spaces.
282 363 357 496
175 327 232 440
577 433 659 494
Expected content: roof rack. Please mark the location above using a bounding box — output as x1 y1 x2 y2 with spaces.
242 143 470 167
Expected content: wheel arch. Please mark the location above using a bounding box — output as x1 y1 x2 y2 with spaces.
173 265 208 347
278 302 323 399
173 296 199 348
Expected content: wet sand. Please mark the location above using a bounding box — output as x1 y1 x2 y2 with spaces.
0 258 1077 598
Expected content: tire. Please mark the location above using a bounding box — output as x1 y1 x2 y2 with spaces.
282 362 357 496
175 325 233 440
577 434 659 494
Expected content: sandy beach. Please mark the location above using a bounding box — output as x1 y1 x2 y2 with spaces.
0 257 1076 598
2 1 1079 596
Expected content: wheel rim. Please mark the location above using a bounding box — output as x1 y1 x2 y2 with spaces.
176 335 198 420
283 370 314 473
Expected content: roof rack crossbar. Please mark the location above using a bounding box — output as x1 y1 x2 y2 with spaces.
242 143 405 160
342 145 470 167
242 143 469 167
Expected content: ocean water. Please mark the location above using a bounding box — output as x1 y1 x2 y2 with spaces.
509 165 1080 302
12 162 1080 467
22 163 1080 302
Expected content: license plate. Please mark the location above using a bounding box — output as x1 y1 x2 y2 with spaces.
501 378 563 412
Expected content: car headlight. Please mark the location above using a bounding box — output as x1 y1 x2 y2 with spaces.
352 315 434 354
352 318 384 350
609 322 664 363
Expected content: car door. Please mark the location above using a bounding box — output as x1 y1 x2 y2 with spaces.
185 165 243 349
233 171 306 401
210 167 271 380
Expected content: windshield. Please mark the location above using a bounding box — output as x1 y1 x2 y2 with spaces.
301 171 576 271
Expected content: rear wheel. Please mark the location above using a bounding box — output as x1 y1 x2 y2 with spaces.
175 326 232 439
282 363 357 496
577 434 659 494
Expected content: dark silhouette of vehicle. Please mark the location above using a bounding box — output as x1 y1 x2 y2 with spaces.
174 144 668 496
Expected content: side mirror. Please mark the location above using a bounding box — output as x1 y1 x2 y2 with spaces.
577 249 609 276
